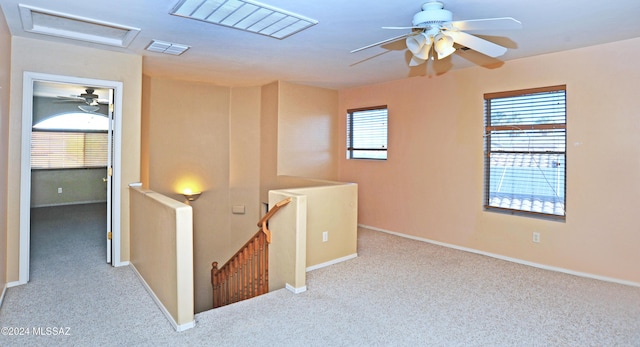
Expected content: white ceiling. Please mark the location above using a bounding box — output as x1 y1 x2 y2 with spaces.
2 0 640 90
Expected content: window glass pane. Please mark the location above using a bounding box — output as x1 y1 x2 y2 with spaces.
33 112 108 131
347 107 388 160
484 87 566 217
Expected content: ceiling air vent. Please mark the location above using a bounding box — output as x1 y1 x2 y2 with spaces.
170 0 318 39
145 40 191 55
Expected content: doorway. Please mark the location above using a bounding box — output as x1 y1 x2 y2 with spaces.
18 72 125 284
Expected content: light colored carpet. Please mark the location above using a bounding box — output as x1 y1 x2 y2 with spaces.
1 203 639 346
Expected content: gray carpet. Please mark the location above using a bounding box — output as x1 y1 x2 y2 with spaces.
1 203 639 346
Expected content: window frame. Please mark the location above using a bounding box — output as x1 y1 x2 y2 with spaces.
346 105 388 160
483 85 567 220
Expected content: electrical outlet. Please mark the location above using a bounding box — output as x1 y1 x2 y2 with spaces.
322 231 328 242
532 232 540 243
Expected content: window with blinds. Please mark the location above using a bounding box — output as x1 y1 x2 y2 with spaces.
31 131 108 169
484 85 566 218
347 106 388 160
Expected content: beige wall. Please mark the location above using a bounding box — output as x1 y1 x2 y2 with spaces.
260 81 340 202
268 191 307 292
229 86 262 252
277 81 339 180
130 187 193 328
0 6 11 289
6 36 142 281
143 76 232 313
283 183 358 268
31 169 107 207
338 37 640 284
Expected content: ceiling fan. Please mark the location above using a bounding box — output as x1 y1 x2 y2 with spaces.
56 88 109 106
351 1 522 66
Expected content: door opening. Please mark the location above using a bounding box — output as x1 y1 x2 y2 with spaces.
18 72 124 284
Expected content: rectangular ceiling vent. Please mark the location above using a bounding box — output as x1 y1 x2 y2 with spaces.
170 0 318 39
146 40 191 55
18 4 140 47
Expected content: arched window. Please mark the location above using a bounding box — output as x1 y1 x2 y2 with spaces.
31 112 109 169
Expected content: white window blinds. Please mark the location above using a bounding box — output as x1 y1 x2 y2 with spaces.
347 106 388 160
31 131 108 169
484 85 566 218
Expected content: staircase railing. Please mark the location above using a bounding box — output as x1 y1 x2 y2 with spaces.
211 197 291 308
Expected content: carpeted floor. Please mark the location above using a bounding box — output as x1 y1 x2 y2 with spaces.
1 203 639 346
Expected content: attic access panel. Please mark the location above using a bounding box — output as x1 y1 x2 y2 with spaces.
19 4 140 47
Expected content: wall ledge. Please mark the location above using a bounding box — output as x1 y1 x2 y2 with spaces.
360 224 640 288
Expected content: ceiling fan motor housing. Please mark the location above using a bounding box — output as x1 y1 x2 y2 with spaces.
80 89 98 100
413 1 452 26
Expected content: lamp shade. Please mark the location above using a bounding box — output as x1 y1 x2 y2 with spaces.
406 34 426 55
434 33 455 59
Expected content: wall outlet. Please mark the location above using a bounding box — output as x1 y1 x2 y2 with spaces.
57 187 62 194
532 232 540 243
322 231 328 242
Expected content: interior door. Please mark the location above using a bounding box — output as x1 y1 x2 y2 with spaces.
106 89 114 264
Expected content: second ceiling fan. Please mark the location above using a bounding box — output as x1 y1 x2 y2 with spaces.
351 1 522 66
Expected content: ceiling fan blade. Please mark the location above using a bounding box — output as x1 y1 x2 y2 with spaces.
382 25 428 30
351 33 411 53
447 31 507 58
451 17 522 31
56 96 84 102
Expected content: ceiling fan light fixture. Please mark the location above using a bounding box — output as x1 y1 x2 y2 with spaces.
78 105 100 113
434 33 455 59
406 34 426 54
415 40 432 60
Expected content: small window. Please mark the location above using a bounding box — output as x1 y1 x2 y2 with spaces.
484 86 566 218
347 106 388 160
31 112 109 169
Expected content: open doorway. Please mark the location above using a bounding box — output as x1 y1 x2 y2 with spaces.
18 72 124 284
31 80 112 269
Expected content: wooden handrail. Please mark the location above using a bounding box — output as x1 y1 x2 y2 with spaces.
211 197 292 308
257 197 291 243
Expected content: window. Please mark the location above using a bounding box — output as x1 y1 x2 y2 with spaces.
484 85 566 218
347 106 388 160
31 113 109 169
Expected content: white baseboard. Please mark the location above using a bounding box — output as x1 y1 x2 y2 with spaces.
31 200 107 208
114 260 130 267
7 280 26 288
306 253 358 272
0 284 6 309
285 283 307 294
360 224 640 288
129 264 195 332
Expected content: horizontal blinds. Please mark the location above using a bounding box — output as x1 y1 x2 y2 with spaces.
347 107 388 160
31 131 108 169
484 87 566 217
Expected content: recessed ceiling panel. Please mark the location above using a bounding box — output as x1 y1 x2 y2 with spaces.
170 0 318 39
18 4 140 47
